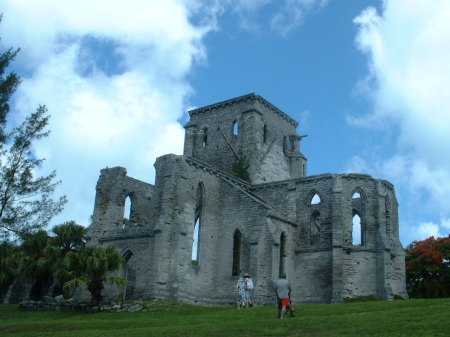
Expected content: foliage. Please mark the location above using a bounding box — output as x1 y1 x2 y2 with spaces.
406 236 450 298
0 298 450 336
3 222 87 300
0 45 20 144
0 241 20 301
0 25 66 239
48 221 87 297
19 230 53 300
64 245 125 305
50 221 86 254
229 154 250 182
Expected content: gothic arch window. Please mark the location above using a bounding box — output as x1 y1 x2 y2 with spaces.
352 211 363 245
311 193 321 205
202 128 208 148
192 218 200 261
350 188 366 245
232 229 242 276
123 194 133 228
350 188 366 202
192 183 204 263
311 210 321 236
122 250 134 299
279 232 287 278
233 120 239 136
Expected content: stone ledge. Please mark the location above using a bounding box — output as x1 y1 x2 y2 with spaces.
19 297 144 313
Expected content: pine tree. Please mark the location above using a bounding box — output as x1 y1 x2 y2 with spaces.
0 22 67 239
229 155 251 182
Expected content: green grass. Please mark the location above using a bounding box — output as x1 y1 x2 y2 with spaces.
0 298 449 337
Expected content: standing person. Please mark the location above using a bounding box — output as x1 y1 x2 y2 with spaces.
236 275 247 309
243 273 254 307
275 273 291 319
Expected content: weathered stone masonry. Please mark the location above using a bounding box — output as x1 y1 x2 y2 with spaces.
87 93 407 305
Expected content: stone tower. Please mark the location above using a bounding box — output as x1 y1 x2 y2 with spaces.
184 94 307 183
87 93 407 305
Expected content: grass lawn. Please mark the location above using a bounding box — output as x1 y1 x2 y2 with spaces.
0 298 449 337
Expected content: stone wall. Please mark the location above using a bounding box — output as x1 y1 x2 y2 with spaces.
85 94 407 306
184 94 307 184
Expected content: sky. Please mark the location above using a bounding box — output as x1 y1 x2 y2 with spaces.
1 0 449 246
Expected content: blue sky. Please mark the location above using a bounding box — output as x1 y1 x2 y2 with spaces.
1 0 449 246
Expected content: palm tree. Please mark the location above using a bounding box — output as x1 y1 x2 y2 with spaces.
51 221 86 254
0 241 20 302
20 230 53 300
48 221 86 297
64 245 125 306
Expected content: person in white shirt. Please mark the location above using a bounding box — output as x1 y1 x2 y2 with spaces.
243 273 254 307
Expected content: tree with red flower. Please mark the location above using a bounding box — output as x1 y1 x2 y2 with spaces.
405 236 450 298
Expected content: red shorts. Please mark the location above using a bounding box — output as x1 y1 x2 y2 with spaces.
280 298 290 307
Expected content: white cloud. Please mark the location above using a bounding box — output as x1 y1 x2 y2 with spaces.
442 219 450 231
224 0 329 35
2 0 216 227
351 0 450 243
1 0 330 229
415 222 442 240
270 0 329 36
413 218 449 241
345 156 370 174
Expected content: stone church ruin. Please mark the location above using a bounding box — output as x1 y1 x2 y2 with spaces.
87 93 407 305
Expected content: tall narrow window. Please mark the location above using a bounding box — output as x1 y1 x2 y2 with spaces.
192 218 200 261
232 229 242 276
192 183 204 263
263 124 268 143
279 232 286 278
352 212 362 245
202 128 208 147
311 211 321 235
123 195 132 228
233 121 239 136
122 250 133 299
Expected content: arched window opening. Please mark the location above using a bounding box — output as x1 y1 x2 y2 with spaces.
311 210 321 235
302 164 306 177
122 250 133 299
352 192 361 199
233 121 239 136
352 213 362 245
279 232 287 278
123 195 132 228
192 217 200 262
192 183 204 263
232 230 242 276
202 128 208 148
263 124 268 143
311 194 321 204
